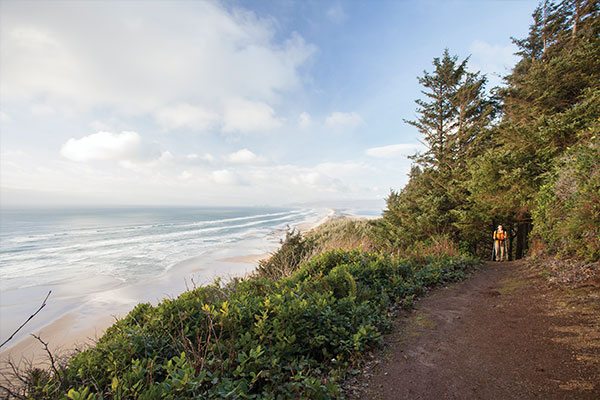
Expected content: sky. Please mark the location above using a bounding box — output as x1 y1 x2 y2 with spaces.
0 0 537 207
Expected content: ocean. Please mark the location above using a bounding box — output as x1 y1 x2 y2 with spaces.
0 206 331 347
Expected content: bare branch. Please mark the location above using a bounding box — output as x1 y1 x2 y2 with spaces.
0 291 52 349
30 334 61 383
7 358 27 385
0 382 26 400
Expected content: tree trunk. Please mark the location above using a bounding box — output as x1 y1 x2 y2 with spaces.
572 0 581 38
508 225 514 261
515 220 533 259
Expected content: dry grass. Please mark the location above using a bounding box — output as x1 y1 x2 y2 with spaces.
307 217 380 253
256 217 465 281
401 235 460 260
529 256 600 287
255 217 381 280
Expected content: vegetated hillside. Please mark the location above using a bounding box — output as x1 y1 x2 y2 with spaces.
1 1 598 398
380 0 599 262
4 246 478 398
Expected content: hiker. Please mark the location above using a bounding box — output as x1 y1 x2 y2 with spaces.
493 225 508 261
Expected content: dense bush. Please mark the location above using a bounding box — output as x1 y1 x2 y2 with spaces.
255 228 316 280
256 218 383 281
19 251 478 399
532 139 600 261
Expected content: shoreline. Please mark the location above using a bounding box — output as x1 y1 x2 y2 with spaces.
0 208 336 364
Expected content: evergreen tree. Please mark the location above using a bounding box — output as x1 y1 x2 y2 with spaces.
467 0 599 259
383 50 493 248
453 72 495 170
406 50 492 176
386 0 599 260
405 49 467 173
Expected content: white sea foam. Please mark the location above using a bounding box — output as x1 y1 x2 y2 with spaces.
0 207 321 289
0 207 337 347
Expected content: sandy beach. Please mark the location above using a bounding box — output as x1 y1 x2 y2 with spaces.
0 208 336 365
219 253 271 264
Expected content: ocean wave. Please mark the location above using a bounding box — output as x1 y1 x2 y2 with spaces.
0 208 322 287
1 210 312 259
1 209 307 246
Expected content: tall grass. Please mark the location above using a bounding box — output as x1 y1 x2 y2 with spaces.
256 217 381 280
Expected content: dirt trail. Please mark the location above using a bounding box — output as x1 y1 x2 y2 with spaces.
349 261 600 399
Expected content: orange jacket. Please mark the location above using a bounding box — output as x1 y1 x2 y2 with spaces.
494 230 507 241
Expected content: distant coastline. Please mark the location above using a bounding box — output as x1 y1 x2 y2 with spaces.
0 206 350 364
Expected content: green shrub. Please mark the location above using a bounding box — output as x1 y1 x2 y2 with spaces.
20 251 478 399
255 228 316 279
532 139 600 261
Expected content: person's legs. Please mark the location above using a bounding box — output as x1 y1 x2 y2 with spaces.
499 241 505 261
494 240 500 261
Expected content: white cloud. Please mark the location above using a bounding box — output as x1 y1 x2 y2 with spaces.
60 131 159 162
1 150 26 158
366 143 422 158
315 161 374 176
222 98 283 133
0 2 427 207
469 40 518 84
298 112 312 128
293 172 324 186
326 3 347 24
0 2 315 125
31 103 56 116
61 131 140 162
156 103 219 131
157 151 173 163
325 112 363 130
1 26 83 104
211 169 240 185
2 146 411 206
179 170 192 180
290 171 348 193
0 111 10 123
89 120 111 131
118 150 173 172
225 148 264 164
186 153 214 163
